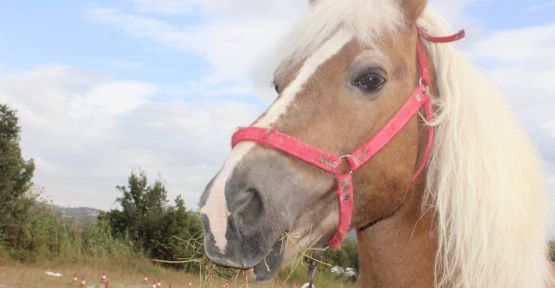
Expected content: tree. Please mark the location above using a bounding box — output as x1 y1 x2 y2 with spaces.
102 169 202 270
0 104 35 245
103 170 166 248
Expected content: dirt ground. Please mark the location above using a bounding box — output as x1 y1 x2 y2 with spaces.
0 262 321 288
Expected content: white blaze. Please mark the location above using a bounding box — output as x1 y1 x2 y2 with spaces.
255 29 353 128
201 29 353 253
200 141 255 252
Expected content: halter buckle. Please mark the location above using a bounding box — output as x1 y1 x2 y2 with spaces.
338 154 354 176
418 77 431 96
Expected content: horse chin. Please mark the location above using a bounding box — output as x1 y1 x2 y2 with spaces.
251 228 333 282
205 236 286 282
251 238 286 281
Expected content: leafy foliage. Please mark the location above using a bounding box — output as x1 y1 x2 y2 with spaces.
0 104 35 251
101 169 203 271
322 239 359 271
549 241 555 262
1 201 140 265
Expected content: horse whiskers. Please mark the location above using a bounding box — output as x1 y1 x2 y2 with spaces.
280 225 332 265
299 236 332 268
263 258 271 273
279 232 336 283
280 231 301 242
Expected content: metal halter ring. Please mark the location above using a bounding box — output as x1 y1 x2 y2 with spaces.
339 154 354 175
418 77 430 95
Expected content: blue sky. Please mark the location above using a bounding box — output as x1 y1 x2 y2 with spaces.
0 0 554 235
0 1 207 84
467 0 555 30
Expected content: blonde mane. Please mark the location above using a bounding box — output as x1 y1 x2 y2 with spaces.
273 0 404 76
419 9 552 288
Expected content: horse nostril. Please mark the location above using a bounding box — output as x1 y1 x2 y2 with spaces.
230 188 264 228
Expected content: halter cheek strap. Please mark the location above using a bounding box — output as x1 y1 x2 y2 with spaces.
231 27 465 249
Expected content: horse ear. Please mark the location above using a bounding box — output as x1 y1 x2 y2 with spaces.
400 0 427 22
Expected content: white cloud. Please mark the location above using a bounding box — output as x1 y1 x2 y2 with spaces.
90 1 491 92
429 0 486 30
544 121 555 139
82 81 155 115
0 64 259 209
87 2 306 85
463 23 555 164
0 64 7 76
429 0 476 21
468 23 555 64
165 81 253 99
3 0 554 215
129 0 306 18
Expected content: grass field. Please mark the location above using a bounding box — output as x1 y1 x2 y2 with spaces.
0 261 357 288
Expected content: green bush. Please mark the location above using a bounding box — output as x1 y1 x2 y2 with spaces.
0 104 37 259
101 170 206 272
0 200 143 266
322 239 359 271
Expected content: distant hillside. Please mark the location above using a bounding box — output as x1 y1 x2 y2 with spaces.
50 205 103 225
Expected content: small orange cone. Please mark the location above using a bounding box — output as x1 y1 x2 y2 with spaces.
144 275 149 283
72 272 78 282
104 281 110 288
101 272 107 282
79 276 86 288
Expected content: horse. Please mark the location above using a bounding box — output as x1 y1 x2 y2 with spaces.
198 0 554 287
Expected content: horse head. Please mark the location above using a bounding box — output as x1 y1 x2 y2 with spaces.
199 0 552 286
200 0 430 280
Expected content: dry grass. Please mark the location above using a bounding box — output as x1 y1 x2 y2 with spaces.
0 261 356 288
0 228 355 288
0 261 197 288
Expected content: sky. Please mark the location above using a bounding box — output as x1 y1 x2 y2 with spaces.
0 0 554 233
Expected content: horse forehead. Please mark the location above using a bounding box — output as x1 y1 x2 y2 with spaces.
256 29 354 128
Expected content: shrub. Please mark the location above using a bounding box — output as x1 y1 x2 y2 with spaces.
102 170 207 272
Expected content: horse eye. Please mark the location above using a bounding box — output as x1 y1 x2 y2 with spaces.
353 73 386 92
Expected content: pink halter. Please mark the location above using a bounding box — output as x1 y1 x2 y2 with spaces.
231 27 465 249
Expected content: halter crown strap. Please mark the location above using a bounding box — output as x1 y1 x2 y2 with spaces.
231 27 465 249
417 26 466 43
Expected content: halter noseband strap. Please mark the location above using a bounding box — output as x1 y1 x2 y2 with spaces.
231 27 465 249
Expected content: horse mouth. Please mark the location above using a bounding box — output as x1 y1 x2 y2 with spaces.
251 238 285 281
202 227 285 281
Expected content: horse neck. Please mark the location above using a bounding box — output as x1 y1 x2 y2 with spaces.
356 181 437 287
